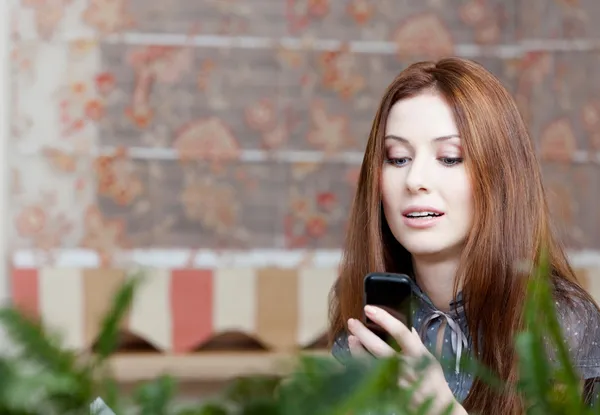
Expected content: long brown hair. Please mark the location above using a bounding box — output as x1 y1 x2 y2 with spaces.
328 57 591 414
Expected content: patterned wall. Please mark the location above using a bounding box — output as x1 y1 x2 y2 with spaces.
9 0 600 267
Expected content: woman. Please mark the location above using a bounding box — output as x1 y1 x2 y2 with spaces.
328 57 600 414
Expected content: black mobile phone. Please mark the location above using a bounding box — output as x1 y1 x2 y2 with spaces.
363 273 413 343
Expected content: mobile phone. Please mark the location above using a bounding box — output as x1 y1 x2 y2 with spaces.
363 273 413 343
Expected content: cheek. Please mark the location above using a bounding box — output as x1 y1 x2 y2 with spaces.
444 171 474 216
380 169 404 209
455 180 473 204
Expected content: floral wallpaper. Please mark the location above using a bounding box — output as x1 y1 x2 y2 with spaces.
9 0 600 267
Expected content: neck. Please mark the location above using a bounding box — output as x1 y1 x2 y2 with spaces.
412 254 461 312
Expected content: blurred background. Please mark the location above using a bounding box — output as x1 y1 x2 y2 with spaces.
3 0 600 401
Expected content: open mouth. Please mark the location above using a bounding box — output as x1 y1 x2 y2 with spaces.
403 212 444 218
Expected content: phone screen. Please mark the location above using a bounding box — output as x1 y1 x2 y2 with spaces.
364 274 413 343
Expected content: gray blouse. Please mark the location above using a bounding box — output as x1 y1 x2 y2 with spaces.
331 278 600 405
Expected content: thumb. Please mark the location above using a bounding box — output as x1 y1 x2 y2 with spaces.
411 327 420 340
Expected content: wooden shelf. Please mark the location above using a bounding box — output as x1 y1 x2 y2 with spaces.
106 350 331 382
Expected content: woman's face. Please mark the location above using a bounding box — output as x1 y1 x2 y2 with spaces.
381 92 474 259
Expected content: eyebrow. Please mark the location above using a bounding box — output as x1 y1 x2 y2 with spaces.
384 134 460 143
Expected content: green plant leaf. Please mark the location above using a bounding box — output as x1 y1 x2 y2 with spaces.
239 399 280 415
223 376 281 406
176 402 231 415
0 308 77 374
515 332 552 411
93 274 142 362
414 396 434 415
134 374 176 415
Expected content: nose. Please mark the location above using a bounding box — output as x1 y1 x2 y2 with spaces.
405 157 431 194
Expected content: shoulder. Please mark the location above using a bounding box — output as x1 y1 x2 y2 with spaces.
554 279 600 340
331 331 352 364
554 280 600 379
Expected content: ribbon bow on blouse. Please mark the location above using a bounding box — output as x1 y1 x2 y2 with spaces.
419 309 469 374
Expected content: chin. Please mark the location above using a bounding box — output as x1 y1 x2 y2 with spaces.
402 245 449 257
398 237 462 258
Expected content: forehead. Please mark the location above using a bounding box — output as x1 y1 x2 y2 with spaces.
384 92 459 140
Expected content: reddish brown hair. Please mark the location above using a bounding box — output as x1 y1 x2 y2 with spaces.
328 57 590 414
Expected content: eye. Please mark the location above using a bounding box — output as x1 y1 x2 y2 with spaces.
439 157 463 166
385 157 410 167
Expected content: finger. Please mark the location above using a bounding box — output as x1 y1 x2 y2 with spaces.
348 334 368 357
364 305 425 356
398 355 419 382
397 376 422 412
411 328 437 360
347 318 395 357
397 377 411 390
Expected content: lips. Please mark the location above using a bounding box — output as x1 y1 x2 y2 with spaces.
401 206 444 218
401 206 445 229
404 211 442 218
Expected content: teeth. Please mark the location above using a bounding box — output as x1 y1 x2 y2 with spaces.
406 212 440 218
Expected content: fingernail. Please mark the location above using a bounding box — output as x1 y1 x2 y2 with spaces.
364 305 377 316
347 318 355 327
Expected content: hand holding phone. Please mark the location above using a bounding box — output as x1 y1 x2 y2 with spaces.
363 272 413 344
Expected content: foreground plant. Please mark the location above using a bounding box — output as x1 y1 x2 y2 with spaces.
0 257 596 414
